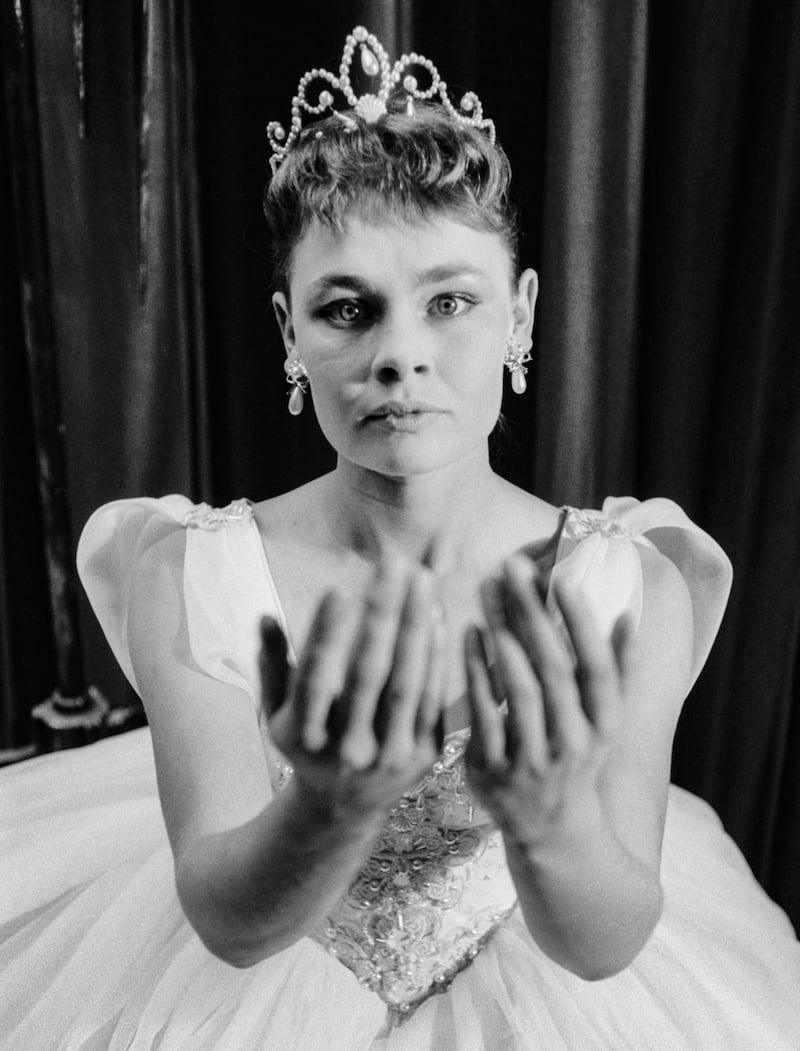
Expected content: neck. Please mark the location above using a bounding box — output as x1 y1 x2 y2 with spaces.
322 447 503 573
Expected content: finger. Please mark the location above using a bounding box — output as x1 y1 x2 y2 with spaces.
464 625 506 767
414 596 449 745
292 589 357 752
499 555 588 750
338 559 407 763
259 616 289 720
376 568 435 751
478 577 508 701
490 627 549 767
552 577 620 736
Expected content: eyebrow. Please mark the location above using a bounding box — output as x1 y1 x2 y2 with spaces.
413 264 486 287
307 264 486 299
307 275 375 299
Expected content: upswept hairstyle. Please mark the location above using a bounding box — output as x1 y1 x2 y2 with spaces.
263 100 519 291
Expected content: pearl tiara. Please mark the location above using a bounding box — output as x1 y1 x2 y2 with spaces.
267 26 496 174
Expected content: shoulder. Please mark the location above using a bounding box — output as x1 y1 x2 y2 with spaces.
78 494 255 580
550 495 735 731
93 493 258 634
76 494 199 692
251 475 334 541
485 477 563 560
493 476 561 529
78 493 268 698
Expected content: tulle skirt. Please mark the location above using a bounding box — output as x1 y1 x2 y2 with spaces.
2 728 799 1050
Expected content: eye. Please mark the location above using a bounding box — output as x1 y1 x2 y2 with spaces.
431 294 474 318
317 298 378 325
320 299 372 327
335 301 361 323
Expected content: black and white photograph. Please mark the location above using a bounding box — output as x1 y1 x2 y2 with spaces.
1 2 799 1048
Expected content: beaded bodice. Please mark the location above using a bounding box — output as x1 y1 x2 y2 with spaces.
273 730 517 1025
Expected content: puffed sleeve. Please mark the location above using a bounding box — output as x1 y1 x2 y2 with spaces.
549 496 733 689
77 496 279 704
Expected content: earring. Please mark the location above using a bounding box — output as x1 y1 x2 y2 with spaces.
503 337 532 394
284 354 309 416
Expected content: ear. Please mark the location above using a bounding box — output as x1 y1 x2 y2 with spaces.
272 291 296 356
511 268 538 347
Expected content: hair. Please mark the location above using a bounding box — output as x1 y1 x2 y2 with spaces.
263 100 519 291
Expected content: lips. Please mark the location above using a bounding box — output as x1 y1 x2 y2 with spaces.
364 400 443 420
361 400 445 433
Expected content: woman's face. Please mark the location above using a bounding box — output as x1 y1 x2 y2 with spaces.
273 212 537 479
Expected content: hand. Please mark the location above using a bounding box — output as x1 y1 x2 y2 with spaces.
464 553 634 848
259 560 447 825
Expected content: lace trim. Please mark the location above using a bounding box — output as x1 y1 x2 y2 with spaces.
182 498 253 530
561 506 630 541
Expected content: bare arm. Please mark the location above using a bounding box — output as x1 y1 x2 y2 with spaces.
129 533 445 967
465 547 692 979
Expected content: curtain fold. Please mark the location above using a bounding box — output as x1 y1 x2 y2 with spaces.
534 0 648 505
0 86 56 754
660 0 800 917
1 0 212 737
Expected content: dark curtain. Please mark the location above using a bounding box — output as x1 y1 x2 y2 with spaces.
2 0 798 929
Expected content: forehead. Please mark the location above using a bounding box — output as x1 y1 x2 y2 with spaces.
288 213 512 294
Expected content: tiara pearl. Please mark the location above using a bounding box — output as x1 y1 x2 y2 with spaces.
267 26 495 174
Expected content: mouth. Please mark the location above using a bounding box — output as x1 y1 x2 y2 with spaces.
365 400 443 419
362 401 445 432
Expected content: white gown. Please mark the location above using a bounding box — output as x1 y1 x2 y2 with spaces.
2 494 799 1050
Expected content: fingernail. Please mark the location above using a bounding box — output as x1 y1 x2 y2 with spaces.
434 711 445 752
260 615 280 643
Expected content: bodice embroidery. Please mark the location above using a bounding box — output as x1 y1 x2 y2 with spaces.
273 731 517 1027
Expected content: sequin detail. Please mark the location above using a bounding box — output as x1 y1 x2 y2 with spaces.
273 731 516 1025
182 499 253 530
562 506 630 541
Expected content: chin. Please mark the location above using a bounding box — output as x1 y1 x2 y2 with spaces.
352 437 485 479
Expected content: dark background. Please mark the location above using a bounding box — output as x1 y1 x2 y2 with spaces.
2 0 799 929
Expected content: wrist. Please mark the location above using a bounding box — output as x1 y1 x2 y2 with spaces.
282 777 386 842
502 796 610 860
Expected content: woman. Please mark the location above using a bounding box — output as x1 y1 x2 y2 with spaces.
2 27 799 1050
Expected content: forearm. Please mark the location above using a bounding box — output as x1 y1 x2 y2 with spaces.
176 781 383 967
503 809 663 980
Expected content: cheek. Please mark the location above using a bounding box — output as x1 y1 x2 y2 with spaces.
302 360 361 450
478 366 506 426
305 359 364 417
452 336 505 393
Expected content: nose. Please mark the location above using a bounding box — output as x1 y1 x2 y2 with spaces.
369 316 432 385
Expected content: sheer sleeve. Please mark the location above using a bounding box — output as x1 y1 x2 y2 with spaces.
77 496 276 705
550 496 733 689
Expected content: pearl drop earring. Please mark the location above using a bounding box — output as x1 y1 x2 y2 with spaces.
503 337 532 394
284 355 309 416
